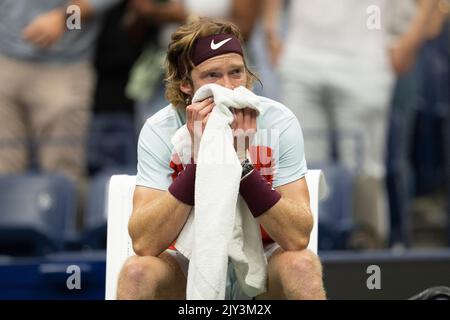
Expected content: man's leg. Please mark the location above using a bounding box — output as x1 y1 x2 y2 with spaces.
256 248 326 300
279 60 331 164
330 61 394 248
0 55 29 173
22 62 95 230
117 252 187 300
23 62 95 184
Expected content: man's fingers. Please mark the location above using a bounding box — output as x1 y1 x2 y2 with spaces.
192 97 214 112
23 28 42 44
32 35 50 48
22 24 55 48
230 108 237 130
187 99 214 140
198 102 214 117
187 106 198 121
235 108 244 125
22 24 38 40
186 105 193 123
243 108 253 130
251 110 257 131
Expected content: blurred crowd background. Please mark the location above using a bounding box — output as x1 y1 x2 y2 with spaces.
0 0 449 298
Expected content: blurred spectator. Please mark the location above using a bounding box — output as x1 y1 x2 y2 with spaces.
124 0 260 125
263 0 438 249
385 0 445 247
0 0 119 186
409 7 449 247
93 0 152 116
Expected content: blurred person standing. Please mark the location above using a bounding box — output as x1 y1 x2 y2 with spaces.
385 0 442 247
124 0 260 125
263 0 437 249
0 0 119 186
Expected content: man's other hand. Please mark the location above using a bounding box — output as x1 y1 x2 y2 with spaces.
231 108 257 161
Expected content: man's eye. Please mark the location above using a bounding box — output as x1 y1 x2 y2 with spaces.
230 69 242 77
208 72 219 78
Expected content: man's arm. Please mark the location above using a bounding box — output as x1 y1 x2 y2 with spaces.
230 0 261 41
262 0 284 66
390 0 440 75
255 177 313 251
128 187 192 257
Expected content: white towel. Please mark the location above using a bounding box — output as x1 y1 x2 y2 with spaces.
171 84 267 300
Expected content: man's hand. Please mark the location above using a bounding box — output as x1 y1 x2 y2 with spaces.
231 108 257 161
389 37 419 76
186 97 215 162
22 9 66 49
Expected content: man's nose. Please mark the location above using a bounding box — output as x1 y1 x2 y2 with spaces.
221 76 234 90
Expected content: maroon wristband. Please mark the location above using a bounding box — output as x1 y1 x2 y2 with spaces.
168 164 196 206
239 169 281 218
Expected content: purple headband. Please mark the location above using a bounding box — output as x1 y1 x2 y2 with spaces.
178 33 244 72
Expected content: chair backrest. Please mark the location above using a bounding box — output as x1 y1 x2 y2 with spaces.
105 170 326 300
0 174 77 256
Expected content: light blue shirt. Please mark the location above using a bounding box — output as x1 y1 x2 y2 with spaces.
136 96 308 190
0 0 119 63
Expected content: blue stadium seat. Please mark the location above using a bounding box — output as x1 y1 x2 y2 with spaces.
310 162 355 250
87 113 137 176
0 174 77 256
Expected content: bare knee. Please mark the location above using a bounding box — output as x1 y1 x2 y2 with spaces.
120 256 152 283
117 256 160 300
276 250 325 299
278 250 321 276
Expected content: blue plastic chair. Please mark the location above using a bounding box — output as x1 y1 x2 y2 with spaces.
0 174 77 256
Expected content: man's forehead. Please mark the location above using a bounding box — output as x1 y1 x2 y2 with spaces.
195 53 244 70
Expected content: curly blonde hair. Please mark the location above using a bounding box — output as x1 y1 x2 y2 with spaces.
164 17 259 108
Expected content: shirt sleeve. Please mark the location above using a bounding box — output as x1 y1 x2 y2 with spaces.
136 122 173 191
272 117 308 188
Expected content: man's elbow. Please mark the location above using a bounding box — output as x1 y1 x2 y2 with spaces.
131 240 161 257
128 219 161 257
282 215 314 251
282 235 310 251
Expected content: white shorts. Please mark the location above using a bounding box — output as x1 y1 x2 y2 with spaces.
166 242 281 300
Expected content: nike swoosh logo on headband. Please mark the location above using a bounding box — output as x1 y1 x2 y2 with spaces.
210 38 232 50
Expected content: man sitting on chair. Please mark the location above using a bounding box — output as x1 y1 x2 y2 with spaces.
117 17 326 300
